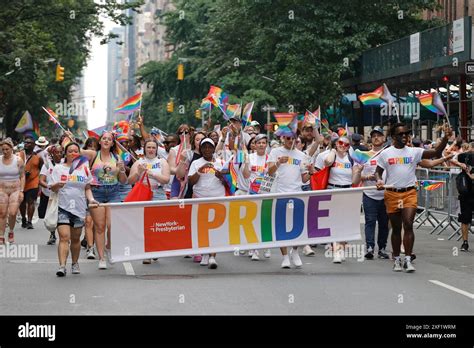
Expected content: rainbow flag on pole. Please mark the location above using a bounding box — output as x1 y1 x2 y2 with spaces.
242 101 254 125
274 113 298 137
114 92 142 114
14 111 34 133
359 84 394 106
222 159 238 195
417 91 447 115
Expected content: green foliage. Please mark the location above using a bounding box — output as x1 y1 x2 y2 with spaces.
138 0 442 133
0 0 143 138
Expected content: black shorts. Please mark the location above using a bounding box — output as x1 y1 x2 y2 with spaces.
23 188 39 202
458 194 474 224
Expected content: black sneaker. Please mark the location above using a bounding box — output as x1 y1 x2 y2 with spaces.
364 250 374 260
411 254 416 261
26 221 34 229
21 219 27 228
47 234 56 245
56 266 66 277
378 249 390 259
461 240 469 252
80 238 87 249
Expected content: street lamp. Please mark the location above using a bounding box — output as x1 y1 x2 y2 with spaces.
262 105 276 138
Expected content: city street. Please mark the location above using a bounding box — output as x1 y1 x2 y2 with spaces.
1 217 472 315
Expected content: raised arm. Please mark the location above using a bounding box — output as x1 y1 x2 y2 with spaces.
422 125 452 159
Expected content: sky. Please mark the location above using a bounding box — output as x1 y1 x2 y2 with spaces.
84 18 116 130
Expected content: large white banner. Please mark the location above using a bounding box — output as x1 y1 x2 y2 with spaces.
109 187 365 263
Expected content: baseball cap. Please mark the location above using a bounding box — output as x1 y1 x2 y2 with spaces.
370 126 384 136
229 116 242 122
255 134 268 142
351 133 362 142
150 127 159 135
250 120 260 127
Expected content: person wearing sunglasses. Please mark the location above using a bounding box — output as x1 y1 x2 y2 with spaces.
323 135 362 263
375 123 452 273
268 134 315 269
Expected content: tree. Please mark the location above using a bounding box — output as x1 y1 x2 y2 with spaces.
138 0 442 133
0 0 143 138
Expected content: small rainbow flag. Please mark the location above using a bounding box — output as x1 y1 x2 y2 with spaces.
417 92 447 115
200 98 212 110
274 113 298 137
349 149 376 165
225 104 241 119
234 150 246 164
249 176 263 194
359 86 383 105
420 181 444 191
223 160 238 195
304 107 320 125
69 155 89 174
116 144 131 163
86 130 100 140
42 107 65 131
321 118 330 130
114 92 142 114
242 102 254 125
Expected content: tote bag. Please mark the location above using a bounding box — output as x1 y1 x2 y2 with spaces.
44 192 59 232
124 173 153 202
310 166 330 190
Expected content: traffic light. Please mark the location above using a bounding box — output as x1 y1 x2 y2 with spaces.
166 101 174 113
195 109 201 119
55 64 64 82
92 99 96 108
177 63 184 80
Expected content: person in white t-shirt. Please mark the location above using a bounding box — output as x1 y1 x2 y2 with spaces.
188 138 227 269
39 144 63 246
268 135 315 269
242 134 271 260
323 135 363 263
375 123 452 273
352 127 390 260
50 142 98 277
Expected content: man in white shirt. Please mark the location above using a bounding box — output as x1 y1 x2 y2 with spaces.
375 123 452 273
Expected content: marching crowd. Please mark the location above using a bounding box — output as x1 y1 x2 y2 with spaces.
0 114 472 277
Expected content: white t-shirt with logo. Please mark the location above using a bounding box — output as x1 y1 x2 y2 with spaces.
248 153 268 194
188 157 226 198
138 157 167 188
377 146 424 188
362 155 385 200
267 147 307 193
51 163 92 219
328 153 353 186
39 158 56 197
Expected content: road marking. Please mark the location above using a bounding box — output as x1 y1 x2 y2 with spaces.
429 280 474 300
123 262 135 276
9 259 96 264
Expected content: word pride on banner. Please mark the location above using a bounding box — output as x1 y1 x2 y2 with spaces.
109 189 364 262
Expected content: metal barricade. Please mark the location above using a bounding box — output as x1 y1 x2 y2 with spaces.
414 168 464 238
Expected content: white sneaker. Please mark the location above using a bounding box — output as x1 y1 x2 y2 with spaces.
208 257 218 269
86 247 96 260
403 259 416 273
290 249 303 268
239 250 246 256
302 245 315 256
248 250 254 257
333 250 342 263
251 250 260 261
200 254 209 266
281 255 291 269
263 249 271 258
71 263 80 274
98 259 107 270
340 248 346 262
393 258 402 272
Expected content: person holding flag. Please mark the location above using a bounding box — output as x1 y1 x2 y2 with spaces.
50 142 99 277
77 131 128 270
352 126 390 260
242 134 272 260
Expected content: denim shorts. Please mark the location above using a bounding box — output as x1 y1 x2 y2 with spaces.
57 207 85 228
91 184 121 203
152 186 166 201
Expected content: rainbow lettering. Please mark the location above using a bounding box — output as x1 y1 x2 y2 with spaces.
332 162 352 169
388 157 413 165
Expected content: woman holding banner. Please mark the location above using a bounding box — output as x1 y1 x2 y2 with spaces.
323 135 364 264
79 131 128 270
50 142 98 277
242 134 271 260
188 138 227 269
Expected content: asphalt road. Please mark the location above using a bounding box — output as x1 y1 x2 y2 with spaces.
0 215 472 315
